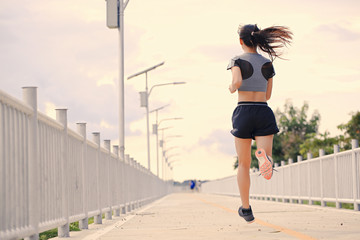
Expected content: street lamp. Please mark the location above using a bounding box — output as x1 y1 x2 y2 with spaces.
167 153 180 160
165 156 181 181
149 104 170 177
164 135 183 141
157 127 173 179
127 62 165 171
163 146 180 154
161 145 179 180
148 82 186 97
158 117 183 127
160 134 182 180
128 63 185 172
154 118 182 177
105 0 131 161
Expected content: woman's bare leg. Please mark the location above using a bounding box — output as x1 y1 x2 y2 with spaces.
235 137 252 208
255 135 274 157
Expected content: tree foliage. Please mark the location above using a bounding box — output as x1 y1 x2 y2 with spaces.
337 111 360 149
298 112 360 157
299 132 339 158
274 100 320 162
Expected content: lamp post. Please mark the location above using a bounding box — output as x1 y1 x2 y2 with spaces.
165 156 181 181
160 146 179 180
149 105 169 177
149 82 186 96
160 134 182 180
164 135 183 142
153 117 182 177
128 63 185 172
105 0 130 161
127 62 165 171
158 127 173 179
168 161 182 181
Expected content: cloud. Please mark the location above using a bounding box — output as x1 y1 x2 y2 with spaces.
316 24 360 41
193 44 238 62
100 120 115 129
198 129 235 156
97 77 116 87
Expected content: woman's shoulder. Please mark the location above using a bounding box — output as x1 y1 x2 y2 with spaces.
229 55 243 61
227 55 241 70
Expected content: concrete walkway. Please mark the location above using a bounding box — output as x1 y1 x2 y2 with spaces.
54 193 360 240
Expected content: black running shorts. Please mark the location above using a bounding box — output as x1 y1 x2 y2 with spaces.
231 101 279 140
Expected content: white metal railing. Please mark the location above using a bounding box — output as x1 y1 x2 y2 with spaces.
202 140 360 211
0 87 174 240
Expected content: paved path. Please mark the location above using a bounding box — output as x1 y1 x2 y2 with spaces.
54 193 360 240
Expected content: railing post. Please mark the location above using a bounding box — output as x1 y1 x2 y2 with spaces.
104 140 112 220
297 155 303 204
274 161 279 202
136 162 141 208
76 123 88 229
23 87 39 240
112 145 121 217
126 155 132 212
92 132 102 224
274 162 279 202
132 159 137 210
111 145 121 217
288 158 293 203
121 154 129 214
281 160 285 203
136 161 140 204
130 157 135 211
307 152 313 206
141 165 146 205
352 139 359 211
56 109 70 237
319 149 326 207
333 144 341 209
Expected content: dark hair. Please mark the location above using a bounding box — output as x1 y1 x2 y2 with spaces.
237 24 293 61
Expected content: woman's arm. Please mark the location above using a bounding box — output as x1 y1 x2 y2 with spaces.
266 78 273 100
229 67 242 93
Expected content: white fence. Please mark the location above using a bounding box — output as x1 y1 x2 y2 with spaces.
0 87 173 240
202 140 360 211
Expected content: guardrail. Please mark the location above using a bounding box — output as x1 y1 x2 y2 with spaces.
0 87 173 240
202 140 360 211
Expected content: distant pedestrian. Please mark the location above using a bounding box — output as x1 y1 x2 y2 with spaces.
227 24 292 223
190 180 196 191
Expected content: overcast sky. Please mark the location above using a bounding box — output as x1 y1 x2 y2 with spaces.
1 0 360 181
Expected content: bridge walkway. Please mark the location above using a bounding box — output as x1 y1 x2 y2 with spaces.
52 193 360 240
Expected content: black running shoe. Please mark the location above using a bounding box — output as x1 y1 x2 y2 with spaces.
238 206 255 223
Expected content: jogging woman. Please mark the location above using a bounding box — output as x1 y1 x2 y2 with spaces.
227 24 292 223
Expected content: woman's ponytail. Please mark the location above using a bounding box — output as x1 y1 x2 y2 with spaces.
238 24 293 61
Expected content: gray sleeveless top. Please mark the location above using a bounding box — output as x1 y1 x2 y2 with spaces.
227 53 275 92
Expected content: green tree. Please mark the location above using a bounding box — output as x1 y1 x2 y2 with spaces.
299 131 339 158
274 100 320 162
295 112 360 158
272 133 283 163
337 111 360 149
